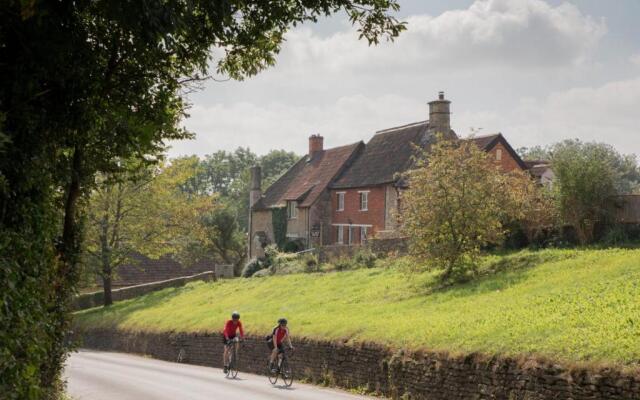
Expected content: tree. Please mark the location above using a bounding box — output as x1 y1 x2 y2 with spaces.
550 140 638 244
517 145 552 161
401 138 547 281
177 149 299 274
1 1 404 397
83 159 216 306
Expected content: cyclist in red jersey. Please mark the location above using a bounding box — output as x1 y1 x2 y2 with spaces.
222 311 244 373
269 318 293 372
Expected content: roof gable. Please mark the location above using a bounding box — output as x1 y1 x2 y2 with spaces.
466 133 528 170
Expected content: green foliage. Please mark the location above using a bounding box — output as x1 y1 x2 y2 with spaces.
402 138 550 281
241 258 267 278
353 248 378 268
76 248 640 366
550 140 639 244
1 0 404 396
517 145 552 161
272 207 288 249
82 160 217 305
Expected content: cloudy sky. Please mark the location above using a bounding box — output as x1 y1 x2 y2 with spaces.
169 0 640 158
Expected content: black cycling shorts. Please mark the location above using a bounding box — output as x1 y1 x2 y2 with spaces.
222 334 236 344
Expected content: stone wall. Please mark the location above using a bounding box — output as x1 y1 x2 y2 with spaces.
317 237 408 263
104 253 223 287
317 244 363 263
368 236 408 256
74 271 216 310
77 328 640 400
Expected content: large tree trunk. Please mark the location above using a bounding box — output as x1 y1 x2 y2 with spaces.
102 271 113 306
100 212 113 307
42 146 84 389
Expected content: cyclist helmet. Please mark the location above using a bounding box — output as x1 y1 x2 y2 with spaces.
278 318 287 325
232 311 240 320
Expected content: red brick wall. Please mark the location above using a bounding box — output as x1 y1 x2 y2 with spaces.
487 142 523 172
330 186 386 244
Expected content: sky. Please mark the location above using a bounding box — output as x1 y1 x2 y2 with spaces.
168 0 640 159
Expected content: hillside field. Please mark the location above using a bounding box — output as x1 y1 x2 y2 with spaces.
75 248 640 366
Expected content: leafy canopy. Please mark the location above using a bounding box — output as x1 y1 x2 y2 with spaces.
402 137 550 280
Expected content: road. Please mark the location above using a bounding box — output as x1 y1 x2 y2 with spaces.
65 350 378 400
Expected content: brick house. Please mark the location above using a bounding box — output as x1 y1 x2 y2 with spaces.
327 95 527 245
249 92 527 254
467 133 528 173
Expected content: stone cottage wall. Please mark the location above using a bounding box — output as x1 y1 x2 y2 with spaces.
77 328 640 400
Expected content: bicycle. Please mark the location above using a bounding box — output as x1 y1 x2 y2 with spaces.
267 347 293 387
224 337 241 379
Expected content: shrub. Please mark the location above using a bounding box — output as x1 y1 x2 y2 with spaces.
242 258 265 277
334 257 356 271
282 240 302 253
302 253 319 273
354 248 377 268
601 224 633 247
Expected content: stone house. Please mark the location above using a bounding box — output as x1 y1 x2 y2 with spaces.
249 92 527 254
248 138 363 258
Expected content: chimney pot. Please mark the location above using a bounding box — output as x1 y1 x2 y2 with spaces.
439 91 445 100
308 134 324 158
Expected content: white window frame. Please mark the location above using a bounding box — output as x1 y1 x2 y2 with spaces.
336 192 345 212
358 190 369 211
360 226 368 243
337 225 344 244
496 148 502 161
348 226 356 245
287 201 298 219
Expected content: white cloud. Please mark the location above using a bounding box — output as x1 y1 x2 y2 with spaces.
169 0 629 159
457 76 640 155
274 0 606 75
172 95 425 156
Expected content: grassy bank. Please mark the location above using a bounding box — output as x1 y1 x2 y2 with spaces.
75 248 640 366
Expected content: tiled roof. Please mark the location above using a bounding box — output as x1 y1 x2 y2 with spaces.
253 142 363 210
466 133 501 150
331 121 442 189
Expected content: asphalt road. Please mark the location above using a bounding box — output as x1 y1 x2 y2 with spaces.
65 350 379 400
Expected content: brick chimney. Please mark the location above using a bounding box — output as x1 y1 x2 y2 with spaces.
249 165 261 208
428 91 451 136
308 134 324 158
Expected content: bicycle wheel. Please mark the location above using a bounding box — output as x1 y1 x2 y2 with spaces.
229 348 239 379
280 358 293 387
225 346 233 378
267 361 278 385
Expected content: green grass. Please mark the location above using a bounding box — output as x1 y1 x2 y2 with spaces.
75 248 640 366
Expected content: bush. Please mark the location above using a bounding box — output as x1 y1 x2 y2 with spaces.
334 257 356 271
601 224 637 247
302 253 319 273
242 258 265 277
354 248 377 268
282 240 303 253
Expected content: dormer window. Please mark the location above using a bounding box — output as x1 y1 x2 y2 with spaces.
287 201 298 219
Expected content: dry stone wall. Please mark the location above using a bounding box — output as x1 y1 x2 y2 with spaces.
73 271 216 310
77 328 640 400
